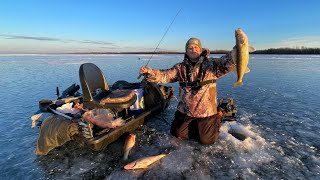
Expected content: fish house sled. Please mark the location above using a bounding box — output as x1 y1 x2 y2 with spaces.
33 63 174 154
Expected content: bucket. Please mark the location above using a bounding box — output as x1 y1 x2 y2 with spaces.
129 87 144 114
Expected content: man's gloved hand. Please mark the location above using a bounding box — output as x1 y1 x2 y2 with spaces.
138 66 152 79
201 48 210 58
139 66 152 75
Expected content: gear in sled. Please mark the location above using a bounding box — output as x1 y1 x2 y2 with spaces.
32 63 174 154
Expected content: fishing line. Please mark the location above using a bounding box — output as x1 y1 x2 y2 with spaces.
138 8 182 79
145 8 182 67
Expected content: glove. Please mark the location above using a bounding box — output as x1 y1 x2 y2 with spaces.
201 48 210 58
139 66 152 75
138 66 152 79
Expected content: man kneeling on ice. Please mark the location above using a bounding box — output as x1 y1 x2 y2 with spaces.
139 37 236 144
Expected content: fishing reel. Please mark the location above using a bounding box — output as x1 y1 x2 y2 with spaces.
218 98 237 119
138 73 151 80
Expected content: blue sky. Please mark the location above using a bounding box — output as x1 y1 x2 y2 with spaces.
0 0 319 53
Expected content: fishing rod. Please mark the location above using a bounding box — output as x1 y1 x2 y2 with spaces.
138 8 182 79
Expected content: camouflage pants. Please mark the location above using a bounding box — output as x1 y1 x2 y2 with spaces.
170 110 221 145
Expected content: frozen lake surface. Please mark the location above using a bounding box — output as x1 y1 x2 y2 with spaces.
0 54 319 179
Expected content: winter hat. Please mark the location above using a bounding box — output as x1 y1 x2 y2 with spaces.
185 38 202 52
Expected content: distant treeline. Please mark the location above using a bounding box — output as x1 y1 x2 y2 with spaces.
72 48 320 55
251 47 320 54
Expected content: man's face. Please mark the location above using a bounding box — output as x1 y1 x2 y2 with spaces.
186 44 201 60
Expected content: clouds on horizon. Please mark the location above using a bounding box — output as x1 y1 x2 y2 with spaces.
280 36 320 47
0 34 174 52
258 36 320 49
0 34 117 46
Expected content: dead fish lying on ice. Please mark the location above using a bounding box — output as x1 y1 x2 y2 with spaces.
123 133 136 161
124 154 167 170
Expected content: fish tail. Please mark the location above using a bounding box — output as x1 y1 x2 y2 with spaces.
233 81 243 87
123 152 129 161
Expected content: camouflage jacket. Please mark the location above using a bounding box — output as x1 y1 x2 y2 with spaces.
146 52 235 118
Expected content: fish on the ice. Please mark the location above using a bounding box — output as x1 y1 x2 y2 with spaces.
124 154 166 170
123 133 136 161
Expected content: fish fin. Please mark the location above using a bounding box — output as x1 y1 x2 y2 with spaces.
233 81 243 87
249 46 255 52
245 67 250 73
124 161 137 170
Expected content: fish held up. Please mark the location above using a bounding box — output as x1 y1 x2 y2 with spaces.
233 28 255 87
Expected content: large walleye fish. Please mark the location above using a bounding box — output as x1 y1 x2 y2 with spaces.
233 28 255 87
124 154 166 170
123 133 136 161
